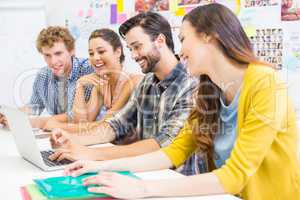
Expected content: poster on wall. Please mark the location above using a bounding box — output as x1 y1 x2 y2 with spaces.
249 28 283 69
244 0 278 8
177 0 214 7
135 0 169 12
281 0 300 21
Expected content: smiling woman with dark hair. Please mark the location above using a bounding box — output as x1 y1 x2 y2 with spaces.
62 4 300 200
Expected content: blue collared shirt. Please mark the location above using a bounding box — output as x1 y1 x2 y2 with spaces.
29 56 94 117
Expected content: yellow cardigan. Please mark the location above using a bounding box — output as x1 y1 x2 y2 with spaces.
162 63 300 200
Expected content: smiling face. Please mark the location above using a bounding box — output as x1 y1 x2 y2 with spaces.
88 37 121 77
41 41 74 77
179 20 221 78
124 26 161 74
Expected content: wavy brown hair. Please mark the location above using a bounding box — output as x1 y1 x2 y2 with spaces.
183 3 262 171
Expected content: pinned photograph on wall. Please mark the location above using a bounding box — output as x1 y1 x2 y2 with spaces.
281 0 300 21
135 0 169 13
244 0 278 8
177 0 215 7
249 28 283 69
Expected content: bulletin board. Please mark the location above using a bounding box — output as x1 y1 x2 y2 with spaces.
45 0 300 117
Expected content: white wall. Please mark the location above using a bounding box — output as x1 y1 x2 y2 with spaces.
0 0 46 107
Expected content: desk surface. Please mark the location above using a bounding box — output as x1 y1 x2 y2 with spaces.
0 130 240 200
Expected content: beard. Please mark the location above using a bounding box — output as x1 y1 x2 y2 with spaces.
136 45 161 74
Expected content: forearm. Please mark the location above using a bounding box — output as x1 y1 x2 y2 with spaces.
71 122 116 145
142 173 225 198
48 120 102 133
91 139 160 160
97 150 173 172
72 85 89 122
30 116 51 129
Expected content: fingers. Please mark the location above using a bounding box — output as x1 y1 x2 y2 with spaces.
64 160 91 177
49 149 75 162
0 114 8 127
83 172 115 187
50 129 69 148
88 186 116 196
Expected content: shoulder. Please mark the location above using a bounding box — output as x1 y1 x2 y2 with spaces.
244 63 282 91
35 66 52 82
73 57 93 70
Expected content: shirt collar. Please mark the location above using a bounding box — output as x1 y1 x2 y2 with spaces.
156 62 187 90
50 56 78 82
68 56 80 81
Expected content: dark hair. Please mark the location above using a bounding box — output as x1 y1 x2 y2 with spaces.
89 28 125 63
119 12 175 53
184 3 262 171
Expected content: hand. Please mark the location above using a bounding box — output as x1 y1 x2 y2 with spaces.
0 113 9 128
48 141 95 162
83 172 147 199
77 73 108 91
50 128 72 149
63 160 106 177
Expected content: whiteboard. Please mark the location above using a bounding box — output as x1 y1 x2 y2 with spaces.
0 0 46 107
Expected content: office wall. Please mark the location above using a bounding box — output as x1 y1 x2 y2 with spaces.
0 0 299 118
0 0 46 107
44 0 300 118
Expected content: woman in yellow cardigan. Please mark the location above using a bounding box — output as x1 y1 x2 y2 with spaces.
63 4 300 200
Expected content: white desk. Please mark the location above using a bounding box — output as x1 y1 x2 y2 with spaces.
0 130 240 200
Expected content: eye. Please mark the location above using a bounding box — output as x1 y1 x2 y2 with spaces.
89 52 94 56
55 52 62 56
98 50 105 54
133 44 141 51
179 36 184 43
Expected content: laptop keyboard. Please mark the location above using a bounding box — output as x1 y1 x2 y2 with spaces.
40 150 73 167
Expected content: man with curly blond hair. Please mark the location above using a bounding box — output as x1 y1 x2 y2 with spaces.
23 26 93 128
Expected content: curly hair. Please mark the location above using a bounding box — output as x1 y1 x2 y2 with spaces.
36 26 75 53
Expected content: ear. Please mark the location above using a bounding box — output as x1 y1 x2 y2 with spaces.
155 33 166 48
114 47 122 60
70 49 75 57
202 33 214 43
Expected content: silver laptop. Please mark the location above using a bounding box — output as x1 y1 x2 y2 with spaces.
0 105 72 171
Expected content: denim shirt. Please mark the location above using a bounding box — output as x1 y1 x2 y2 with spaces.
29 57 94 117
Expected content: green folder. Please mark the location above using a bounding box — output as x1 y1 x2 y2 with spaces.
33 171 138 200
25 184 48 200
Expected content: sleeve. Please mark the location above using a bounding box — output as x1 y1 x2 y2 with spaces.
161 120 198 168
213 72 288 194
106 86 139 141
154 79 197 147
28 72 45 115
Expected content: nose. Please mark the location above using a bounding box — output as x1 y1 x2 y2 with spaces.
49 56 59 67
94 52 101 61
131 50 139 61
